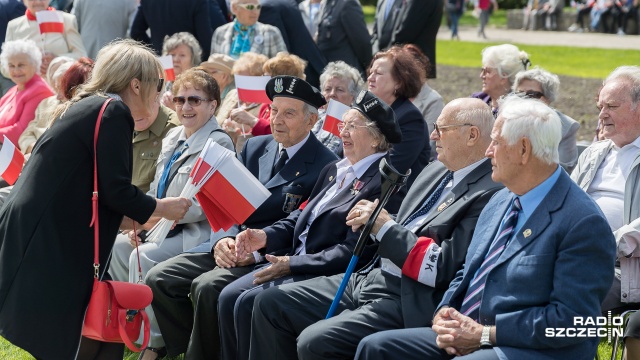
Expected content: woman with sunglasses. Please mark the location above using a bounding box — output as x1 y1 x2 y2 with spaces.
0 39 191 360
210 0 287 59
109 67 234 360
472 44 530 117
512 67 580 172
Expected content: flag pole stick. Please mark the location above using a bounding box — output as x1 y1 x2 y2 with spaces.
325 158 409 318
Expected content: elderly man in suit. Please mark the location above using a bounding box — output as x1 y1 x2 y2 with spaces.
146 76 337 360
354 95 616 360
371 0 443 78
248 97 503 360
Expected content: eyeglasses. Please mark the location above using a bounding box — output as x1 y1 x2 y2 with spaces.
157 78 165 93
433 123 473 136
172 95 212 107
236 3 261 10
337 122 368 133
515 90 545 99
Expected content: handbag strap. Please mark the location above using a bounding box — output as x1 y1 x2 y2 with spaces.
89 98 146 281
90 98 113 279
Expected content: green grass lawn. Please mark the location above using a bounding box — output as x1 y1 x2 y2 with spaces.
436 40 640 79
362 5 508 28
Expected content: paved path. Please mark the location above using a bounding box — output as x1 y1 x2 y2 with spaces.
436 25 640 50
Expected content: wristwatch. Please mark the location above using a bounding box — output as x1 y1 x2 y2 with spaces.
480 325 493 348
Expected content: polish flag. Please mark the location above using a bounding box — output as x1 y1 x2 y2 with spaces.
159 55 175 82
0 136 25 185
234 75 271 104
36 10 64 34
322 99 350 137
193 141 270 231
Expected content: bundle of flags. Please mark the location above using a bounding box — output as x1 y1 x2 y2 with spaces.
159 55 175 82
234 75 271 104
144 139 270 245
0 136 25 185
322 99 350 137
35 10 64 34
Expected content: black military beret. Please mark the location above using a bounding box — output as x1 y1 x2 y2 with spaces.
266 75 326 109
352 90 402 144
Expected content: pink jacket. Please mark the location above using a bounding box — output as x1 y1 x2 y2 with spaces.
0 75 53 145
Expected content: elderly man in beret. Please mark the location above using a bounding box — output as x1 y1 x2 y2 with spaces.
146 76 338 360
217 89 405 360
248 97 504 360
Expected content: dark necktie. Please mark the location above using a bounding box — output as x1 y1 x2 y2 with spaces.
402 171 454 226
459 197 522 321
272 148 289 175
157 140 187 199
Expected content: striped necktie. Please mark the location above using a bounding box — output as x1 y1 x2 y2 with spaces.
459 197 522 321
402 171 453 226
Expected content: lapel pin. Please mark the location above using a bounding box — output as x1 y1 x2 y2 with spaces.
329 175 334 182
523 229 532 238
437 198 453 212
295 172 300 176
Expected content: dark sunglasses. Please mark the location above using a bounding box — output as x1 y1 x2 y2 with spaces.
172 95 212 107
516 90 544 99
157 78 165 92
237 3 261 10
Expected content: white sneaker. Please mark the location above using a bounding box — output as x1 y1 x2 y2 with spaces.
568 23 578 32
617 29 625 35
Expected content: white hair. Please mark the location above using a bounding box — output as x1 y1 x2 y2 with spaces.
513 67 560 104
604 66 640 107
0 40 42 74
498 95 561 165
482 44 530 86
319 61 365 100
453 102 495 138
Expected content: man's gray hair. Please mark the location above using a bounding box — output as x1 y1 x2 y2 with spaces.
319 61 365 100
453 103 494 138
498 95 561 165
302 102 319 121
1 40 42 74
604 66 640 106
513 67 560 104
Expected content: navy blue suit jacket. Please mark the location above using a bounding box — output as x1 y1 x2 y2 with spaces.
263 155 400 276
131 0 213 61
259 0 326 87
439 170 615 360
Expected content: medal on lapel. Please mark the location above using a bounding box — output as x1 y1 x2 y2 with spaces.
351 180 364 195
437 198 453 212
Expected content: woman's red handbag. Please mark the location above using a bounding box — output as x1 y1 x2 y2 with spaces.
81 98 152 352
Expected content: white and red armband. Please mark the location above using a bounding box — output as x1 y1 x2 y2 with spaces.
401 236 441 287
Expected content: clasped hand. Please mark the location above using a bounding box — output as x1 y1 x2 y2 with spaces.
432 307 484 356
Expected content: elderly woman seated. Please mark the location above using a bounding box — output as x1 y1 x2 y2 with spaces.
210 0 286 59
160 32 203 111
311 61 365 156
0 40 54 146
108 68 235 353
472 43 530 117
512 67 580 172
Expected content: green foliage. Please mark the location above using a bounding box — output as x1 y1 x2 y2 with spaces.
436 40 640 79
